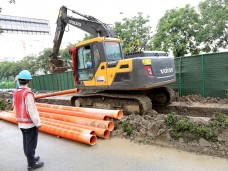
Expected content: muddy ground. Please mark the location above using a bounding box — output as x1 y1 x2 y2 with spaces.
1 91 228 159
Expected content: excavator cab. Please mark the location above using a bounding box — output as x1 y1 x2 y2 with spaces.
69 37 123 85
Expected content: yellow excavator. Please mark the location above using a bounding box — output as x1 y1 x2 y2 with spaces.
48 6 176 114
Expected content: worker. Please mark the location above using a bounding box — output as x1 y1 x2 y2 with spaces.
13 70 44 170
14 75 20 89
85 60 92 68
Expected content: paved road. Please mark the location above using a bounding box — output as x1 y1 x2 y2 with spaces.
0 120 228 171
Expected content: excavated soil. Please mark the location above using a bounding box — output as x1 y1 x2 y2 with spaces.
1 91 228 159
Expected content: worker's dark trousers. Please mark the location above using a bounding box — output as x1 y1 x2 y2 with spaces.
20 127 38 166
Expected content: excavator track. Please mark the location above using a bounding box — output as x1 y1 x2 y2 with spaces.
71 92 152 115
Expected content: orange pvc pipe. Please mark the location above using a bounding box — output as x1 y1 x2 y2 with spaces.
41 117 110 139
0 111 17 123
37 106 108 120
36 103 123 120
41 120 95 136
35 89 80 99
39 111 114 131
0 112 96 145
39 124 97 145
4 111 16 116
8 111 110 138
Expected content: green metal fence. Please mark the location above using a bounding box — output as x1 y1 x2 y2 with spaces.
170 52 228 98
30 71 74 91
30 52 228 98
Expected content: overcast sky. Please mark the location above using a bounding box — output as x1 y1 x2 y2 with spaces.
0 0 203 61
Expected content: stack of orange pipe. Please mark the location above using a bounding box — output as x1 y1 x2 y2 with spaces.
36 103 123 120
36 106 108 120
8 110 111 139
38 111 114 131
0 89 123 145
0 111 97 145
41 117 110 139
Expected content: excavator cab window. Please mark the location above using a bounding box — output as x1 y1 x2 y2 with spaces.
77 45 94 81
92 44 101 67
104 41 122 61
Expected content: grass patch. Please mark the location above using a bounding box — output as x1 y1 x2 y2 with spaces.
165 113 218 141
121 122 134 136
214 113 228 127
0 99 5 110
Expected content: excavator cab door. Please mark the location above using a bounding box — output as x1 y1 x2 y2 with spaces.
92 44 108 86
76 44 108 87
77 45 95 81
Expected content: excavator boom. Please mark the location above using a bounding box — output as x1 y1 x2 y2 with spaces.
49 6 117 73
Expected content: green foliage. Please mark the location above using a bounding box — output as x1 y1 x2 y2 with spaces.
82 34 95 41
81 13 152 54
197 0 228 52
36 48 52 74
152 0 228 56
165 112 175 126
152 5 200 57
60 47 72 61
214 113 228 126
0 55 38 79
165 113 218 141
113 12 152 53
0 99 5 110
170 129 182 139
121 122 134 135
0 81 15 89
19 55 38 75
0 46 74 79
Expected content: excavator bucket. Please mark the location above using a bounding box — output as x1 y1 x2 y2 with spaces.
48 59 70 74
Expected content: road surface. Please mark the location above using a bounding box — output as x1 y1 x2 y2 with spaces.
0 120 228 171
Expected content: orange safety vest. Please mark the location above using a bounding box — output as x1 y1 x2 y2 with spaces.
14 88 34 124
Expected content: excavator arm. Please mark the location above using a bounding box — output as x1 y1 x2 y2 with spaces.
49 6 117 73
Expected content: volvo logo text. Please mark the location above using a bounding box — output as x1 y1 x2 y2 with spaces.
160 68 173 74
69 20 81 27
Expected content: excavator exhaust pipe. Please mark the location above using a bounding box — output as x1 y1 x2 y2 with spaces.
48 59 70 74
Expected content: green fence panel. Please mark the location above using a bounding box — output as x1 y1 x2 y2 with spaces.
181 55 203 96
52 74 60 91
30 71 75 91
204 53 228 98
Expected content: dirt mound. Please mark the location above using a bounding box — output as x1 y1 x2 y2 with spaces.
179 95 228 104
112 111 228 159
0 91 13 110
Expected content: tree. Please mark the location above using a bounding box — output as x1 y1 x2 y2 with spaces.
113 13 152 53
82 33 94 41
197 0 228 52
60 47 72 61
19 55 38 75
36 48 52 74
0 62 12 79
0 55 39 80
152 5 200 57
